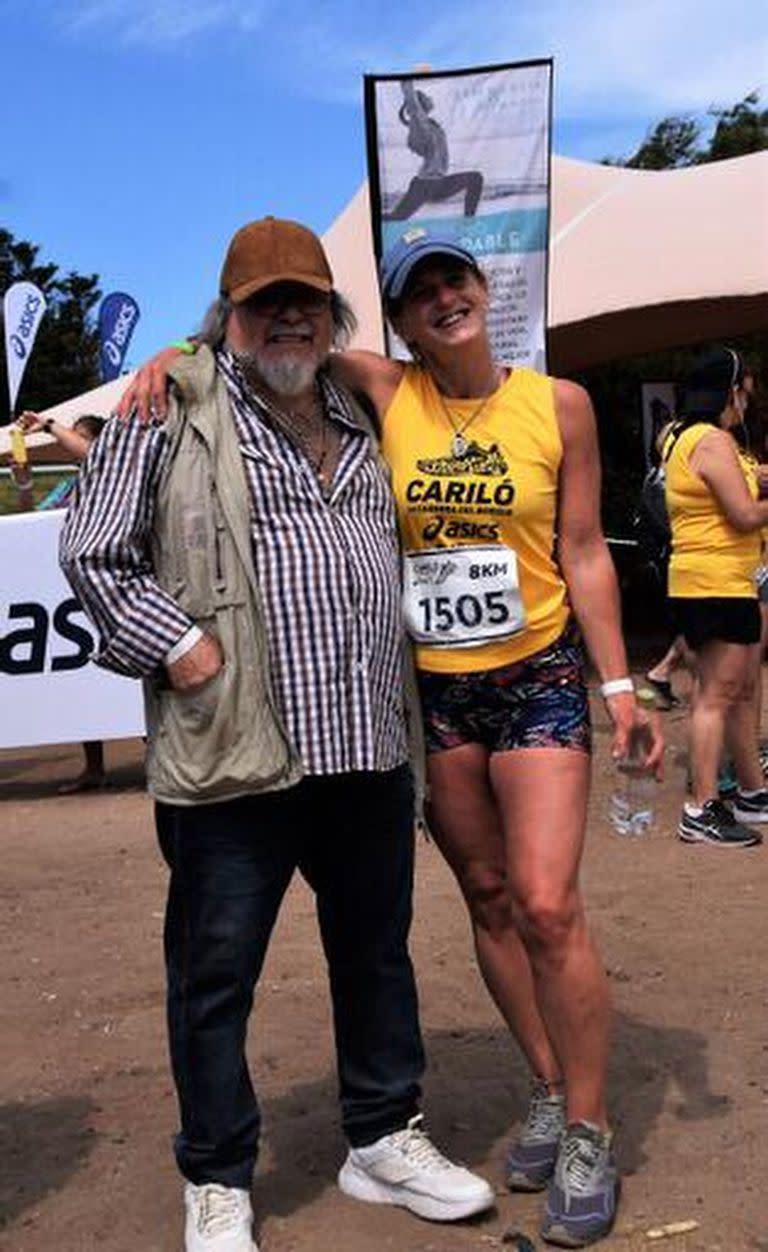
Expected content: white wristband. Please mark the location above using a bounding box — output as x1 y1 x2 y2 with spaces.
600 677 635 698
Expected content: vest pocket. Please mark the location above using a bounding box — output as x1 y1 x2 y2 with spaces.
210 493 247 608
167 666 225 728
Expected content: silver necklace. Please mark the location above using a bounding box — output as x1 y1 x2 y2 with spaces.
254 386 331 478
435 367 504 457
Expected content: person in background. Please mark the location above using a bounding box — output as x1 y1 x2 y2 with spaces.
664 347 768 848
17 410 107 792
645 636 695 710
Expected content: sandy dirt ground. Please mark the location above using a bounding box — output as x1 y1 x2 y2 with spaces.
1 686 766 1252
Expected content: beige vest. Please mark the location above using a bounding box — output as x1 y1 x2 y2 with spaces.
143 347 301 804
143 347 425 812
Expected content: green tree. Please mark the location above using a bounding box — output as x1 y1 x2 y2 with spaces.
605 90 766 168
706 91 768 161
1 228 101 422
624 116 702 169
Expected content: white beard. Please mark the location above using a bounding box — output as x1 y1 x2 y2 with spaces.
236 348 320 399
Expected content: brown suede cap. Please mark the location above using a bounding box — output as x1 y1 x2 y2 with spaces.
220 217 334 304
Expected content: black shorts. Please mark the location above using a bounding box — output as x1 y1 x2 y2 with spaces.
669 597 760 649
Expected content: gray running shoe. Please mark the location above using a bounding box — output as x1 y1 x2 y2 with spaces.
541 1122 619 1248
732 788 768 823
678 799 762 847
506 1081 565 1192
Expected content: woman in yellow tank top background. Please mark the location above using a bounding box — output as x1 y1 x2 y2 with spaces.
335 230 662 1248
664 348 768 849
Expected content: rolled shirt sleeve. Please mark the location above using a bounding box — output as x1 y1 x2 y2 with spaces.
60 414 197 678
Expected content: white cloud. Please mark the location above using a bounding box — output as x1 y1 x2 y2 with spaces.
58 0 766 122
283 0 765 121
64 0 268 46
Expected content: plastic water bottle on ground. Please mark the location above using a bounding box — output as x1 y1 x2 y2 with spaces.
608 688 657 837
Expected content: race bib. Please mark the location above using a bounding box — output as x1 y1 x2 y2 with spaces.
403 544 526 647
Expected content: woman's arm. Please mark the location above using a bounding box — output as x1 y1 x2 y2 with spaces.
116 346 406 426
555 378 663 769
18 411 92 461
328 351 405 422
690 430 768 531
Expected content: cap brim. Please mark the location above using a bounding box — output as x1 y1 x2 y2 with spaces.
383 243 477 302
228 272 333 305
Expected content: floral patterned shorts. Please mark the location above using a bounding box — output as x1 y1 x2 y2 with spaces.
417 622 592 756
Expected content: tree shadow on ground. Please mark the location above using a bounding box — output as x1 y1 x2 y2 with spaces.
254 1009 728 1221
0 1094 99 1229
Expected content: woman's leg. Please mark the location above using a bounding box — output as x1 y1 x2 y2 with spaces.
426 743 561 1086
490 748 611 1129
753 605 768 763
725 641 763 790
689 640 752 804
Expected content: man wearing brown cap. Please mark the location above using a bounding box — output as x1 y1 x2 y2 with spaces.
61 218 494 1252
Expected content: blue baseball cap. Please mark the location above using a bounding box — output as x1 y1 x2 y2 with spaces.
379 228 479 303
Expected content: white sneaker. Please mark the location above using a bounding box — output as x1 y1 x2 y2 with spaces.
338 1114 495 1222
183 1183 258 1251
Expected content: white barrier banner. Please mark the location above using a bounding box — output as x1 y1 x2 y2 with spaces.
3 281 47 414
0 510 145 749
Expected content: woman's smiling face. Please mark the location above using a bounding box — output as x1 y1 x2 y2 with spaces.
392 258 489 357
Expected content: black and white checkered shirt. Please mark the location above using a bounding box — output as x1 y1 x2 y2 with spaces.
61 350 408 775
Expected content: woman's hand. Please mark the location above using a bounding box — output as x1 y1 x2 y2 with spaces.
115 347 184 422
605 691 664 778
17 410 46 434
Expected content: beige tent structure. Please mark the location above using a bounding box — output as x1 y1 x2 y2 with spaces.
2 150 765 458
323 150 768 372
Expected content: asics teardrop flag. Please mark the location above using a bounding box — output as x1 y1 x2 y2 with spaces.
3 281 47 413
98 291 141 381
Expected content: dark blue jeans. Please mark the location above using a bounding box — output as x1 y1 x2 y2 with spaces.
156 765 424 1188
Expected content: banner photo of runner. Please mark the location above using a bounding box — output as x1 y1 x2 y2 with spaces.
3 281 47 417
98 291 140 382
364 60 552 371
0 509 145 749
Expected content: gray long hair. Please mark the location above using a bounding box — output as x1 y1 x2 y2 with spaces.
197 291 357 351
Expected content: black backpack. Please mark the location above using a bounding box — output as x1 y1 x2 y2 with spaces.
633 422 684 575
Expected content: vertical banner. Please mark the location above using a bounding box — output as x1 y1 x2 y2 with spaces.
98 291 140 382
364 60 552 371
3 281 47 415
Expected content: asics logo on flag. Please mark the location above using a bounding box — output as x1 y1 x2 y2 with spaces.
9 292 43 359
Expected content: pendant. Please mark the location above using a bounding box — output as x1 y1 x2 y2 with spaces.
451 431 468 458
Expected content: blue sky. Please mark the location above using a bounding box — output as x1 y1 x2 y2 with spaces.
2 0 766 369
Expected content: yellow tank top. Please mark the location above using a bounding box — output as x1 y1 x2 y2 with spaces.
664 422 760 598
381 364 569 672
